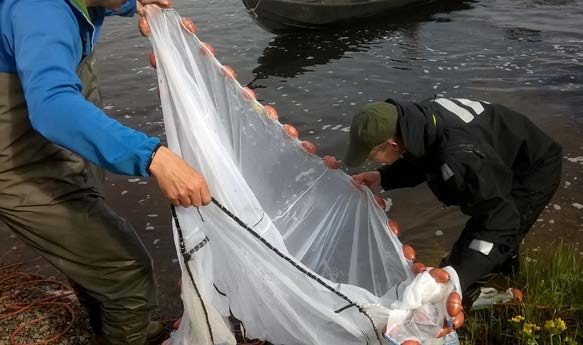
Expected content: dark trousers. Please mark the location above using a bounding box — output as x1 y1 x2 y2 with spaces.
442 149 562 304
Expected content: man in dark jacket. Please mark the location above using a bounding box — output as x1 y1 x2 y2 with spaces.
346 98 562 304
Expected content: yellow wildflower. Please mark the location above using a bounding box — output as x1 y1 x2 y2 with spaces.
510 315 525 323
545 318 567 334
545 319 555 331
522 322 540 335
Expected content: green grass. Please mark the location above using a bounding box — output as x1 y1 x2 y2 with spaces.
458 241 583 345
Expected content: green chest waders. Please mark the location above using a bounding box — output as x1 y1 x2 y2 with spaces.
0 54 157 345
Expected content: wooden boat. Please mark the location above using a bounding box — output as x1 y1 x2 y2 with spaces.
242 0 435 33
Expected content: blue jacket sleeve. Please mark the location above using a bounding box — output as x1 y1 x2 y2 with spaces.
105 0 137 17
6 0 159 177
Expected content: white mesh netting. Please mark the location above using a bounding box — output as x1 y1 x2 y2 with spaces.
145 7 463 345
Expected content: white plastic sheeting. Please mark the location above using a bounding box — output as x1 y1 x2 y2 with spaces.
145 7 462 345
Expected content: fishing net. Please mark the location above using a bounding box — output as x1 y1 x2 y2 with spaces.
145 7 463 345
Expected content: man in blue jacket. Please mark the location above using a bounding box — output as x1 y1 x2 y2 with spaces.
0 0 208 344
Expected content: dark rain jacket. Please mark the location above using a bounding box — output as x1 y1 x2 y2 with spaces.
378 97 562 245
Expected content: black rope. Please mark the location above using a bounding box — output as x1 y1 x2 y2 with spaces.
209 197 382 345
213 283 227 297
334 303 356 314
171 205 215 345
181 236 210 262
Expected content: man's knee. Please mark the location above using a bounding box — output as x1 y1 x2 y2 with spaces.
105 252 157 309
129 255 157 306
77 202 158 343
442 239 513 300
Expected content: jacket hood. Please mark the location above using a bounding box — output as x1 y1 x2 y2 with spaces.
385 98 439 158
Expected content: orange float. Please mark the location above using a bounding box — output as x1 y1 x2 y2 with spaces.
283 124 299 139
149 52 156 69
221 65 237 79
139 17 150 37
451 312 465 329
374 195 386 210
429 268 450 283
437 326 453 338
412 262 426 275
511 288 523 302
200 42 216 57
322 155 340 169
181 18 197 34
402 244 416 261
388 219 399 236
401 341 421 345
242 87 256 101
301 141 317 155
446 292 463 317
263 105 278 120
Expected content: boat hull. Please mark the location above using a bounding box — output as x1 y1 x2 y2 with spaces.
242 0 433 32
